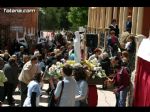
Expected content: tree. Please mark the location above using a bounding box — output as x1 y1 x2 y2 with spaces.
38 7 71 31
67 7 88 30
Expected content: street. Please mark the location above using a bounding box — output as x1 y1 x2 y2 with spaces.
2 84 116 107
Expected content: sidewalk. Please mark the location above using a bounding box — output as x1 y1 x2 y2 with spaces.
96 85 116 107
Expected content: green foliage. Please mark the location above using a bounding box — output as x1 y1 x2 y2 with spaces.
38 7 88 31
39 7 71 31
67 7 88 29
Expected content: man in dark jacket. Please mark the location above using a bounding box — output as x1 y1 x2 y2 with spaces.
125 16 132 33
100 52 111 76
3 57 19 106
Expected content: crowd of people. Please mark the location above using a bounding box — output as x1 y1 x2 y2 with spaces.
0 16 137 107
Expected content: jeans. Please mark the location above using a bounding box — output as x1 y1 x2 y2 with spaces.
20 81 28 107
116 87 129 107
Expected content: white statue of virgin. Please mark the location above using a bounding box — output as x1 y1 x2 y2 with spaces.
74 31 81 63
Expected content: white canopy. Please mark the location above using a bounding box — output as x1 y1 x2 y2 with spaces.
137 37 150 62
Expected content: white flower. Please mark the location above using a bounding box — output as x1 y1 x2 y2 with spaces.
90 58 99 66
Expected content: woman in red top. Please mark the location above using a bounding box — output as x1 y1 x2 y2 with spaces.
87 85 98 107
108 59 130 107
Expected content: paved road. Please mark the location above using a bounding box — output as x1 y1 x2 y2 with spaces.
2 84 116 107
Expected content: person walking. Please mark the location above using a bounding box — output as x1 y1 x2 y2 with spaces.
3 57 18 106
23 73 42 107
18 55 41 106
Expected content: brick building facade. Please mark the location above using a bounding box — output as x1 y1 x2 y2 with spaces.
0 7 39 52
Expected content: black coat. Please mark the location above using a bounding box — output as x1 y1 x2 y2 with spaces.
3 63 19 84
100 57 111 76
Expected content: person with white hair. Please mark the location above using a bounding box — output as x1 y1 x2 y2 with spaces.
100 52 111 89
96 52 111 90
34 49 40 57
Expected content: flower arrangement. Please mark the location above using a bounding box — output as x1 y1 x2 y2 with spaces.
81 60 95 70
44 62 63 80
89 58 99 67
66 60 76 66
93 66 107 78
81 59 107 79
43 59 107 85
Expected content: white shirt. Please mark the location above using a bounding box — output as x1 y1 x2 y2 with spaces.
23 80 41 107
125 42 131 50
54 76 78 107
137 38 150 62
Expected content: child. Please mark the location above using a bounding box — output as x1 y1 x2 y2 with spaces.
23 73 42 107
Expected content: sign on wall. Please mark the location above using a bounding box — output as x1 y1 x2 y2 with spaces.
10 26 23 32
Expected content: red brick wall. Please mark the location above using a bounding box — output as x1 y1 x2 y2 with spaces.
142 7 150 37
0 7 39 40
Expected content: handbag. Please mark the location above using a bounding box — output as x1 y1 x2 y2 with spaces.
48 81 64 107
48 89 55 107
79 100 88 107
